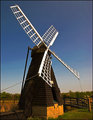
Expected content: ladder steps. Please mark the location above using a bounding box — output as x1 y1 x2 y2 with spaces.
23 24 29 29
27 29 33 34
14 10 20 14
37 41 41 46
47 30 56 43
43 27 54 41
17 15 23 20
20 20 26 25
30 33 36 38
10 5 43 47
10 5 17 8
33 37 38 42
42 25 53 39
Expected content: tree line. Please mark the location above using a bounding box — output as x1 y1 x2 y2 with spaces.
61 90 93 98
0 91 93 100
0 92 20 100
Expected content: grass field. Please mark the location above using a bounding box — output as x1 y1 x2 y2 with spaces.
28 109 93 120
1 100 92 120
49 109 93 120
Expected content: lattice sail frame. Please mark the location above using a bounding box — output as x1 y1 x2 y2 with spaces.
38 49 53 87
10 5 42 46
42 25 58 47
10 5 80 82
10 5 58 48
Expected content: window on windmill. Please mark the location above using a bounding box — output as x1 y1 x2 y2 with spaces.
52 87 58 103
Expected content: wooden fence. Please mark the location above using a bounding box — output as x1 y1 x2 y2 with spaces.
0 97 93 113
63 97 93 112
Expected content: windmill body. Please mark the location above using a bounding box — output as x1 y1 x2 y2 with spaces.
19 45 63 118
10 5 80 119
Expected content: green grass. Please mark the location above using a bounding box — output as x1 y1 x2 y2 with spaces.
27 118 42 120
27 109 93 120
61 109 92 120
49 109 93 120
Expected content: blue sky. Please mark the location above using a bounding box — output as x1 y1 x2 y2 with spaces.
1 1 92 93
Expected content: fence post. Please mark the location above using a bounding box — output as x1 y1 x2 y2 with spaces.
76 98 78 105
88 98 91 112
64 97 65 105
70 97 71 105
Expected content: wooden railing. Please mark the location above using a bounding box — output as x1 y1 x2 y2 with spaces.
63 97 93 112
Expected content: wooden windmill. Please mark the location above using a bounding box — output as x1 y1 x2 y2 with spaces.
10 5 80 119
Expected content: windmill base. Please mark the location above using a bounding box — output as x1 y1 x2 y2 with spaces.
32 104 64 119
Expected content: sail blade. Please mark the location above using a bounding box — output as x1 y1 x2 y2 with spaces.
10 5 44 47
38 49 52 87
42 25 58 47
49 49 80 79
10 5 58 49
10 5 80 80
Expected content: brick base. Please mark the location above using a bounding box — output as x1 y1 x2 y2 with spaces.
32 104 64 119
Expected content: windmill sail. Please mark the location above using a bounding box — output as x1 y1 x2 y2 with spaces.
38 49 53 87
10 5 80 80
49 49 80 79
10 5 58 48
42 25 58 47
10 5 43 46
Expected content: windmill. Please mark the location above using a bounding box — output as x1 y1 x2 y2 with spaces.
10 5 80 119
